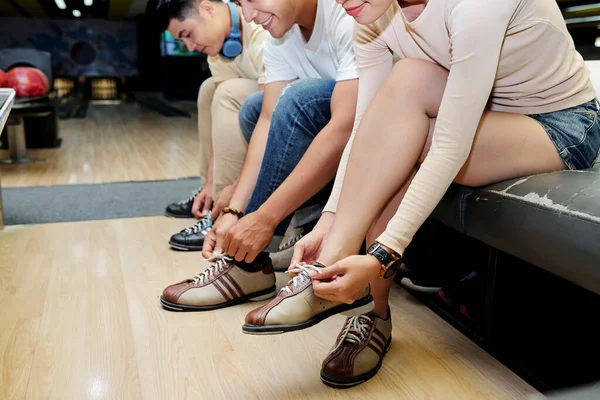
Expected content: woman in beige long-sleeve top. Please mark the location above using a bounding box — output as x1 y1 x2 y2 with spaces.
286 0 600 387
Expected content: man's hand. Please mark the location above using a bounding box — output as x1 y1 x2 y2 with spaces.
202 213 239 258
212 183 237 220
222 210 278 263
191 185 213 219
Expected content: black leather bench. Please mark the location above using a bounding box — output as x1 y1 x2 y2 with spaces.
432 164 600 296
404 161 600 392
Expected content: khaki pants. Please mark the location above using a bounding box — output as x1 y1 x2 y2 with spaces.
197 77 258 197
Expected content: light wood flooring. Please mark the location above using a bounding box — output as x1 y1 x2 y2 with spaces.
0 103 199 188
0 217 538 399
0 104 539 399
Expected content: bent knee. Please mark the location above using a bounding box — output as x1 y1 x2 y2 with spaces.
238 91 263 142
239 91 263 120
388 59 448 93
198 77 215 108
213 79 244 102
275 79 335 110
383 59 448 114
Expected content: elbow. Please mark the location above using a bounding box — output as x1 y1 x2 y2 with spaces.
331 118 354 144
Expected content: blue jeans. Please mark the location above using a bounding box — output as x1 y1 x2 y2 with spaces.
528 99 600 170
239 78 336 245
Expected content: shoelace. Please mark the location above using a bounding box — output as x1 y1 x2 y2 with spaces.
331 315 372 353
183 215 213 235
177 187 202 205
192 255 234 285
278 230 304 251
281 263 322 294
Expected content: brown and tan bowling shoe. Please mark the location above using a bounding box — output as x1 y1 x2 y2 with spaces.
320 310 392 388
160 255 277 311
242 263 374 334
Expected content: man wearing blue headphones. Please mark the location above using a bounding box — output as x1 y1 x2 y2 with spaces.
146 0 267 251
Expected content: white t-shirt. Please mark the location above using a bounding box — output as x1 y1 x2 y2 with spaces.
262 0 358 84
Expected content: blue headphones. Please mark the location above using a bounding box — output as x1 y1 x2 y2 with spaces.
219 3 243 61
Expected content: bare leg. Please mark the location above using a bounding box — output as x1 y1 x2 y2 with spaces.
365 174 413 318
319 59 565 302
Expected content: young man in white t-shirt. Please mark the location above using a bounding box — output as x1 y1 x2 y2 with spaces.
160 0 372 326
146 0 266 251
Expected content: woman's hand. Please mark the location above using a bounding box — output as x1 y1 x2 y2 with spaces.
289 212 336 274
310 255 381 304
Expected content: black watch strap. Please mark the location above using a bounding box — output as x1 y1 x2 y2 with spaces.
367 243 397 267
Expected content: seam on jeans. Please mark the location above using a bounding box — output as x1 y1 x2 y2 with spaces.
268 96 333 195
531 117 576 170
563 110 597 151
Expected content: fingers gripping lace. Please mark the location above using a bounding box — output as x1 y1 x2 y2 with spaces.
281 263 322 294
183 215 213 235
192 255 233 285
331 315 372 353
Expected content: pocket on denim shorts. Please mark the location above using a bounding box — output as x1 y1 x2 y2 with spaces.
528 99 600 170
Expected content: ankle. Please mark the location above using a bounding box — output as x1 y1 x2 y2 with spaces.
371 304 390 320
236 252 270 272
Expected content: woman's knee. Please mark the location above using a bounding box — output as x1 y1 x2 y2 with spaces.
385 59 448 112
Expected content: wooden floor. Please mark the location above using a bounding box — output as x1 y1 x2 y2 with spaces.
0 104 539 399
0 103 199 188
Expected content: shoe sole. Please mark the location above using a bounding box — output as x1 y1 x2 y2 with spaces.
320 336 392 389
241 295 375 335
168 241 203 251
164 211 194 219
160 285 277 312
400 277 441 293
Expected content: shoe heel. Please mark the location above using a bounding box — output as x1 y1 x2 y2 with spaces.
341 299 375 317
250 288 277 301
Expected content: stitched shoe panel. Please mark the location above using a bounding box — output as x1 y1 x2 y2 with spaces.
160 255 276 311
321 311 392 388
242 264 374 334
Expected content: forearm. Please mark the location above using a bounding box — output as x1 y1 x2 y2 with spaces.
228 115 271 210
258 122 350 224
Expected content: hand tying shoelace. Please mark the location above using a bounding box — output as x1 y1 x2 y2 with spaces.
331 315 372 353
282 263 323 294
192 254 234 285
183 215 212 235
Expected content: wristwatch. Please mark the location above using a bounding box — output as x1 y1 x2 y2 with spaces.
367 243 401 279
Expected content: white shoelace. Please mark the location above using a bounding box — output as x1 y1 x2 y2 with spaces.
281 263 322 294
183 215 213 235
278 230 304 251
177 187 202 205
331 315 372 353
192 255 234 286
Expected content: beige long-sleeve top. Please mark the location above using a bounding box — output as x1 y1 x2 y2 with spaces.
323 0 596 256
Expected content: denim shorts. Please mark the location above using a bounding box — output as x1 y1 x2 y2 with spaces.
528 99 600 170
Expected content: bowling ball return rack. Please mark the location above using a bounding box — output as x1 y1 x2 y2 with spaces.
0 94 51 164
